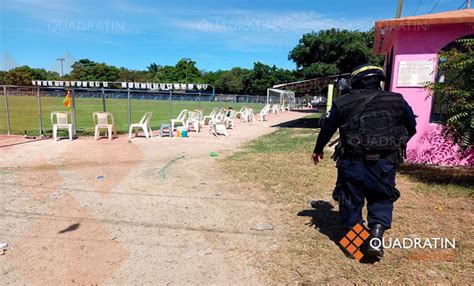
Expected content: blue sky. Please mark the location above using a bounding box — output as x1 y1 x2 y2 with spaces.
0 0 467 73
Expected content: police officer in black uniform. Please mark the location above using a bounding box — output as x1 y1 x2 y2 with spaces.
311 64 417 258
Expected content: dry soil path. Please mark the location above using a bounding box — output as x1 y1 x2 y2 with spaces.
0 111 306 285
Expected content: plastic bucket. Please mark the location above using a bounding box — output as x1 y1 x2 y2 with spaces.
177 127 188 138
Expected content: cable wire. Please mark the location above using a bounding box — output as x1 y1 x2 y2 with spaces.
457 0 467 9
412 0 423 15
429 0 441 13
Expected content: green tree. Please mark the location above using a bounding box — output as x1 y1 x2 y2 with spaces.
0 71 6 84
69 59 120 81
218 67 252 94
2 66 60 85
117 68 150 82
173 58 202 83
202 70 226 92
247 62 297 94
430 37 474 149
289 29 383 79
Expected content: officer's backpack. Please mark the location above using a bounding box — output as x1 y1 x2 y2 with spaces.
340 91 408 152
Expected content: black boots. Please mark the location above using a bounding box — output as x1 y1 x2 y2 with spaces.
365 224 385 257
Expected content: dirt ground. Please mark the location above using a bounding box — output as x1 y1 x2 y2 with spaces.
220 128 473 284
0 111 307 285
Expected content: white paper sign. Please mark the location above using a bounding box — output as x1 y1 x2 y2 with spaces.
397 60 434 87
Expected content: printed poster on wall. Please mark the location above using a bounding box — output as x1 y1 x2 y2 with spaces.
397 60 434 87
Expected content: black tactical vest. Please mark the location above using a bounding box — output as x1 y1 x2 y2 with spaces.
334 89 407 156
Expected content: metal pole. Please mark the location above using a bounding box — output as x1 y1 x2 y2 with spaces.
168 90 172 120
37 87 43 137
468 0 471 8
266 89 269 104
3 86 10 135
396 0 404 18
71 88 77 136
127 88 131 131
101 87 106 112
57 58 65 77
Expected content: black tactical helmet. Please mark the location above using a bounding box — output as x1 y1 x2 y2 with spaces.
350 64 386 88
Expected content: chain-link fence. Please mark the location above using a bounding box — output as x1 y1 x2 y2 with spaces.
0 85 274 136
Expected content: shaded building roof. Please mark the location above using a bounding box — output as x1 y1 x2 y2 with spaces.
373 9 474 55
273 74 349 93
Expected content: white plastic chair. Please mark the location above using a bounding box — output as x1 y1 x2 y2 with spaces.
209 111 229 136
51 112 73 141
271 104 280 114
203 107 220 126
93 112 117 140
170 109 188 131
241 108 254 123
129 112 153 139
257 105 270 121
186 110 201 133
235 106 246 119
225 109 236 129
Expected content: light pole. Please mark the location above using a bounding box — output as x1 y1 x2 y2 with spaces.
396 0 404 18
56 58 65 77
183 58 191 83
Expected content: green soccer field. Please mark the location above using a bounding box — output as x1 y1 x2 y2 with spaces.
0 95 264 136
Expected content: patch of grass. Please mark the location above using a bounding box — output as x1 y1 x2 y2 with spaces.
243 128 317 154
412 181 473 198
223 128 336 205
0 95 264 135
221 127 474 284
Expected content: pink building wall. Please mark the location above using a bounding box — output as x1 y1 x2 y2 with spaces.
387 23 474 166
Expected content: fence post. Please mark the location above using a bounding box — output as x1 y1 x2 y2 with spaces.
198 91 201 109
3 86 10 135
168 90 172 120
101 87 106 112
71 88 77 136
37 87 43 137
127 88 131 131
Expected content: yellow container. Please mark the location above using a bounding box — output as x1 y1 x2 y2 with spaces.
177 130 181 137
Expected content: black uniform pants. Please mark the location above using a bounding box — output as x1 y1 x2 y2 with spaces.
336 159 400 230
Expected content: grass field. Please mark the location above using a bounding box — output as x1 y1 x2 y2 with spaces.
221 127 473 283
0 95 264 135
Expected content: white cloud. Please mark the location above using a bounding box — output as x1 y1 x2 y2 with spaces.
172 10 374 33
168 9 374 52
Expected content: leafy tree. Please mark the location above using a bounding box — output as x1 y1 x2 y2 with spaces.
247 62 297 94
202 70 226 92
117 68 150 82
301 63 340 79
147 63 161 78
289 29 383 78
2 66 59 85
173 59 202 83
430 37 474 149
218 67 252 94
69 59 120 81
0 71 6 84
